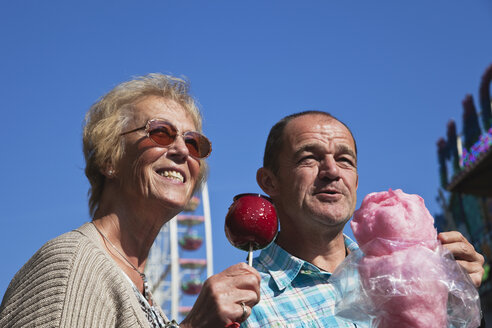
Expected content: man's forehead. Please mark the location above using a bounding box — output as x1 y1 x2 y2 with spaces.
287 113 339 127
285 114 352 141
279 114 356 159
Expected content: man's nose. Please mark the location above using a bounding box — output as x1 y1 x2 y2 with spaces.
318 155 340 180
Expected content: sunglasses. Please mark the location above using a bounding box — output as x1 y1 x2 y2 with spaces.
121 119 212 159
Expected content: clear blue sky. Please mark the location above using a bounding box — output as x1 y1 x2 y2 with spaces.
1 1 491 298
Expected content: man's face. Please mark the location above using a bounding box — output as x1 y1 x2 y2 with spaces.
272 114 358 232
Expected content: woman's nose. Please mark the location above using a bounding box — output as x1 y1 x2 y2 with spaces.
166 134 190 161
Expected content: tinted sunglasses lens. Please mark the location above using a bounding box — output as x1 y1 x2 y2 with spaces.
184 132 212 158
147 121 176 146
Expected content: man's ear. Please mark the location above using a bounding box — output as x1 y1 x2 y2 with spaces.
256 167 279 197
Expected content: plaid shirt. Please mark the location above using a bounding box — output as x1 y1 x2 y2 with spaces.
242 235 363 328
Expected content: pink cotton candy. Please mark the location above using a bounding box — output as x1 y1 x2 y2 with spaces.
359 244 448 328
351 189 437 255
351 189 447 328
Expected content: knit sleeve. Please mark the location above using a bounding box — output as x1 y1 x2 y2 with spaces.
0 230 146 328
0 235 79 327
57 236 144 327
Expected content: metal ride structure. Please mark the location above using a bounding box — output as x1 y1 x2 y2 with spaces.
145 183 214 321
435 63 492 321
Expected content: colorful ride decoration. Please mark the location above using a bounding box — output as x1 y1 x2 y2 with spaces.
437 63 492 187
461 128 492 168
181 278 203 295
180 259 205 295
179 233 203 251
179 258 207 270
179 258 207 295
178 215 205 251
177 215 205 227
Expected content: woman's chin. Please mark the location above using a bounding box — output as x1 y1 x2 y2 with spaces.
155 195 190 213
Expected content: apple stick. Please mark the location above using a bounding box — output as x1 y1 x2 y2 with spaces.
248 243 253 266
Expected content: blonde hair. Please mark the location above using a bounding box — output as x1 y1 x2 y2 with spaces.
83 73 207 216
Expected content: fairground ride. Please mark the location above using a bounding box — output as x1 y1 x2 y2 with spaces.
145 183 214 321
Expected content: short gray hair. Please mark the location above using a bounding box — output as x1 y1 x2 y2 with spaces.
262 110 357 174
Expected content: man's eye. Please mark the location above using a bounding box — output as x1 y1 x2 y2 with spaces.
298 155 316 164
338 157 355 166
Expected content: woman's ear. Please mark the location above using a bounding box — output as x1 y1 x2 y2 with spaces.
256 167 279 197
101 162 116 179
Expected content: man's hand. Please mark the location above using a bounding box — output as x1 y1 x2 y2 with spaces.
180 262 261 328
438 231 485 287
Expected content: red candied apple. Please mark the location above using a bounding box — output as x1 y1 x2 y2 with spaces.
224 193 278 251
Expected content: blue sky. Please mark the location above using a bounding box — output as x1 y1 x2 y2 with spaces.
1 1 491 299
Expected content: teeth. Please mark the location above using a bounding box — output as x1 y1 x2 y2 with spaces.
159 170 184 182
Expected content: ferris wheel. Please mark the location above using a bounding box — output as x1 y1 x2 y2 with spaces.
145 182 214 321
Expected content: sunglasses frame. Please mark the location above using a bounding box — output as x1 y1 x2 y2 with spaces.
121 119 212 159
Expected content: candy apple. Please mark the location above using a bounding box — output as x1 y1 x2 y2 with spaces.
224 193 278 252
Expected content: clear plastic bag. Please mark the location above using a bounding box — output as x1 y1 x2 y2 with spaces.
330 238 481 328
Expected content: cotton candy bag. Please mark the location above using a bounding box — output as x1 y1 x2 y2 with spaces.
331 189 481 328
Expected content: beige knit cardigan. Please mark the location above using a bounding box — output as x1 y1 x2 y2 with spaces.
0 222 169 327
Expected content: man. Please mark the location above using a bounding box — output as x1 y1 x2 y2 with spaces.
242 111 484 327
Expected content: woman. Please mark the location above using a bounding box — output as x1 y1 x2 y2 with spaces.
0 74 260 328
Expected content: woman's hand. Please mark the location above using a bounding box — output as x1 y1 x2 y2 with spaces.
180 262 261 328
438 231 485 287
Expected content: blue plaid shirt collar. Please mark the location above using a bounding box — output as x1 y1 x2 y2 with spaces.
257 234 359 291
